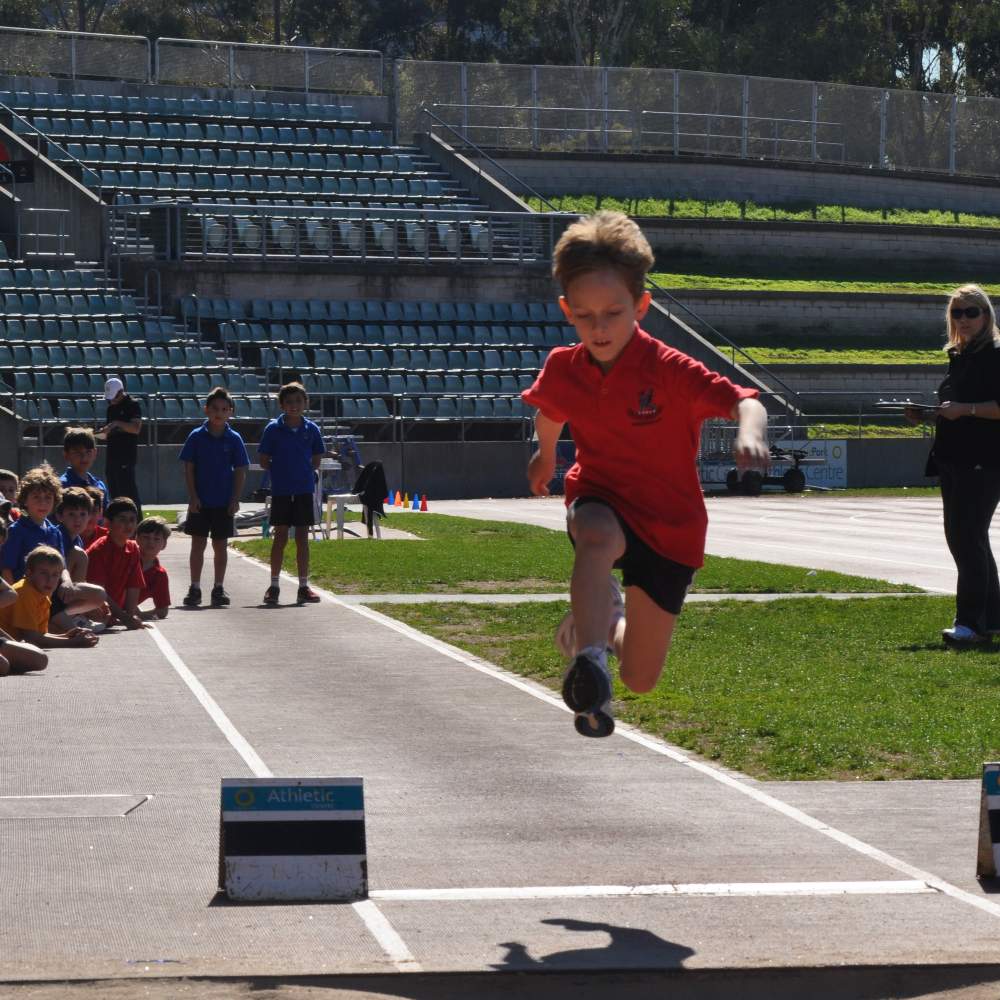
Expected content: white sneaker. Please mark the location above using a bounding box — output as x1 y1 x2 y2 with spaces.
553 575 625 660
73 616 107 634
942 624 989 645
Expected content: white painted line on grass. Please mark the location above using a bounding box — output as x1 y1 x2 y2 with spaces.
146 623 422 973
371 879 934 902
241 560 1000 925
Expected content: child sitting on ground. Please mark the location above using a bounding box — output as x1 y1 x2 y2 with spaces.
0 545 98 652
258 381 325 606
59 426 109 513
523 211 769 738
80 485 109 548
136 516 171 620
179 387 250 608
50 486 110 633
85 497 149 631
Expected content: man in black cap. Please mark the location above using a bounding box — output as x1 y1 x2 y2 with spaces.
98 376 143 518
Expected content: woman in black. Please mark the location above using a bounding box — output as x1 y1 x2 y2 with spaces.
906 284 1000 645
99 376 143 518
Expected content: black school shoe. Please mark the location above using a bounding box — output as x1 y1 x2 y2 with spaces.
575 710 615 738
561 650 613 713
210 585 230 608
263 585 279 606
297 585 321 604
182 585 202 607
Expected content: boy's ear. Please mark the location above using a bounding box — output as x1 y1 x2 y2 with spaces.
635 289 652 321
558 296 572 322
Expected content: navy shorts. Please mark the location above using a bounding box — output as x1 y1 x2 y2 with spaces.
185 506 235 540
568 496 695 615
269 493 315 528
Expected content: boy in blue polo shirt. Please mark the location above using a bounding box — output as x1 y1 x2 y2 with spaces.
59 427 110 513
179 387 250 608
1 465 65 584
258 381 325 606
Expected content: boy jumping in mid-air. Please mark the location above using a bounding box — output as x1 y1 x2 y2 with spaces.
523 211 769 738
258 381 325 606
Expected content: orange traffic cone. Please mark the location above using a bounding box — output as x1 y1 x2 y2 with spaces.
420 494 428 512
394 490 402 506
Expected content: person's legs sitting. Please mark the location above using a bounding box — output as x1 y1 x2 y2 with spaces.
3 639 47 673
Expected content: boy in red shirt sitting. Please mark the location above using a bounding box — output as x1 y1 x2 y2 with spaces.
85 497 149 631
80 486 109 548
523 211 769 738
136 515 171 621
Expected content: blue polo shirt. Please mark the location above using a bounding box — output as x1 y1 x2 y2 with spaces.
178 422 251 509
58 522 84 553
1 516 65 582
258 415 325 497
60 467 109 511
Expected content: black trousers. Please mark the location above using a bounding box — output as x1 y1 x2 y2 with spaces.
106 460 143 519
939 462 1000 634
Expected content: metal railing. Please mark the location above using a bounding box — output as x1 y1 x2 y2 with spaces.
0 98 103 194
20 207 70 257
397 60 998 180
154 37 383 96
0 25 149 82
105 201 570 264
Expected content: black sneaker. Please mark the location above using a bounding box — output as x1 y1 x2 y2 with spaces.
574 710 615 738
561 650 613 714
210 585 230 608
183 585 202 607
297 584 321 604
263 585 280 606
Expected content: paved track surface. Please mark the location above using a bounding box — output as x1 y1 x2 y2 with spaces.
4 495 1000 998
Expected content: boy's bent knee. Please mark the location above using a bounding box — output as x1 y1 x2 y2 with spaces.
0 654 9 676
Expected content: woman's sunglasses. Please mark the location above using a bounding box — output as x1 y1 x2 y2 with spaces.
950 306 983 319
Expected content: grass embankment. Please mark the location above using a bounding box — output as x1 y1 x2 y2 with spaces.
234 513 915 595
145 508 178 524
531 193 1000 230
376 597 999 782
650 272 997 295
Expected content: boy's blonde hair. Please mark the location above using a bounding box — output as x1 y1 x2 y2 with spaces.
17 464 62 508
137 515 170 541
25 545 65 571
552 210 654 301
57 486 94 514
945 284 1000 352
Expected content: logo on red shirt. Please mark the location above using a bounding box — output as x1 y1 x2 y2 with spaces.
627 388 662 425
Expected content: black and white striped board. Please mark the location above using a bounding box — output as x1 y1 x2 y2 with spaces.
219 777 367 901
977 763 1000 878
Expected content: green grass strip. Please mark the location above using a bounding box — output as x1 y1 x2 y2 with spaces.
234 512 916 594
648 272 1000 295
145 508 178 524
730 346 944 365
374 597 999 781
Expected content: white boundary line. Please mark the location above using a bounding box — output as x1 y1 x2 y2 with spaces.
372 880 933 902
146 624 422 973
238 556 1000 924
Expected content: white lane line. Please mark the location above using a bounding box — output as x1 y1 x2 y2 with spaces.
352 899 422 971
371 880 933 902
146 624 422 973
254 567 1000 924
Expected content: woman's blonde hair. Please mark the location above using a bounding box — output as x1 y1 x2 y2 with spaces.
945 284 1000 351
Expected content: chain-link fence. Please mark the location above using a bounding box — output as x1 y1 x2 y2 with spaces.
0 26 149 83
154 38 383 95
397 59 1000 181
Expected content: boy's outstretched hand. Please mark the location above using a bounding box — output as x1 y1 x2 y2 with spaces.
66 627 99 648
732 430 770 471
527 450 556 496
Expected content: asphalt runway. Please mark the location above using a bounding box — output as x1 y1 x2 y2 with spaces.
4 495 1000 998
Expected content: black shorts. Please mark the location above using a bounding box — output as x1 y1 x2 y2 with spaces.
50 587 68 618
185 506 235 540
568 496 695 615
269 493 315 528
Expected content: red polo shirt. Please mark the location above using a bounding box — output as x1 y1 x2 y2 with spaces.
522 326 758 568
85 535 145 608
139 558 170 610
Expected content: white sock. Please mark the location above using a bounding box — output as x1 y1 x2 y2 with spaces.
189 581 200 590
270 576 280 587
579 644 608 669
298 577 308 587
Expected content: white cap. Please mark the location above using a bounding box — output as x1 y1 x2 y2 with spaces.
104 377 124 401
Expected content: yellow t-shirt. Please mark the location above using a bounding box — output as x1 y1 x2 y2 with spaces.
0 579 51 640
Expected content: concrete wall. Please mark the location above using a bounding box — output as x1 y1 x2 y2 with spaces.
480 151 1000 214
768 364 944 412
844 437 933 487
663 290 946 340
638 217 1000 274
0 121 104 260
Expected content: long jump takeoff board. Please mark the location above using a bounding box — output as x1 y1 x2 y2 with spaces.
219 777 367 901
977 763 1000 879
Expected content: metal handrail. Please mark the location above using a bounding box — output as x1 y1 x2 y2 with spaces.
646 274 805 412
423 104 561 212
0 24 150 82
0 100 103 194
